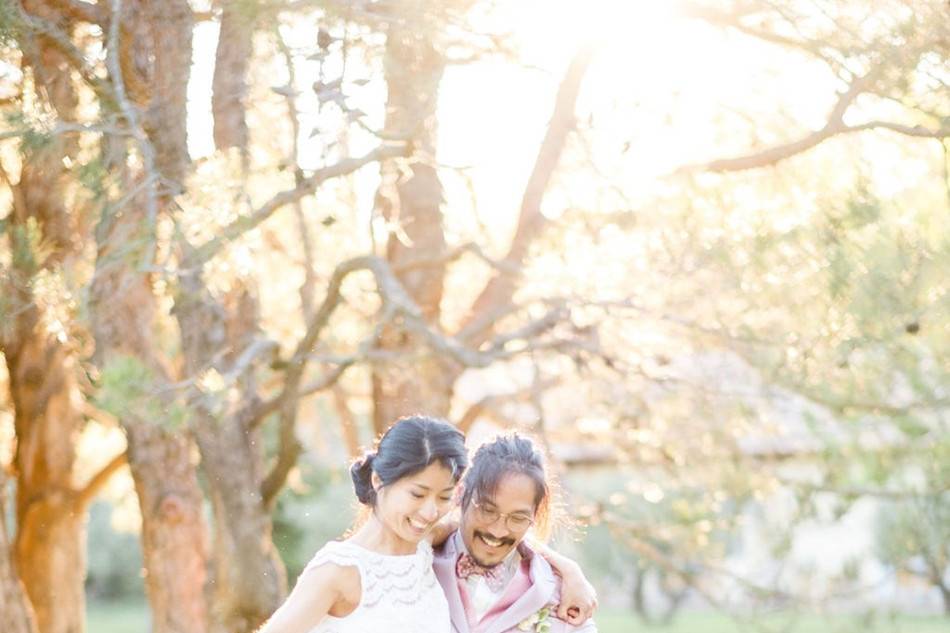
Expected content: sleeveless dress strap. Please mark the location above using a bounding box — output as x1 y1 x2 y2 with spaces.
303 541 364 575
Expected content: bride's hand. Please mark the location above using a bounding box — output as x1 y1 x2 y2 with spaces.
428 517 459 547
555 563 598 624
536 545 598 624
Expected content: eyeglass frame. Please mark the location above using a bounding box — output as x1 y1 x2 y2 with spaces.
470 498 536 532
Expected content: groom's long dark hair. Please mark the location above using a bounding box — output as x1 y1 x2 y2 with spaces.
461 434 554 538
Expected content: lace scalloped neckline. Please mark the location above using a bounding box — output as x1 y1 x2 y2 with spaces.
333 538 430 559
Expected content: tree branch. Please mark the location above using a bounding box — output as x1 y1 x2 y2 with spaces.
45 0 104 24
16 4 117 107
844 120 950 139
456 45 595 345
392 241 518 276
75 451 128 508
105 0 162 266
457 377 560 434
331 385 362 458
251 263 583 436
79 400 119 427
671 69 950 173
484 303 569 353
680 3 849 72
260 411 302 509
187 144 408 268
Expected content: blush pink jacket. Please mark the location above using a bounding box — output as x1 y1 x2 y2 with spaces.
433 532 598 633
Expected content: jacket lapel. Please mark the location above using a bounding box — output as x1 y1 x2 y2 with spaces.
483 548 557 633
433 532 470 633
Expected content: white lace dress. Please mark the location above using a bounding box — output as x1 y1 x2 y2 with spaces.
305 539 450 633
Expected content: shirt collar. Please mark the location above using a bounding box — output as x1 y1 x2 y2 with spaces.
456 531 523 583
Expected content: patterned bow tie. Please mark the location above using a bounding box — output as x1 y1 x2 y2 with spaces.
456 553 507 592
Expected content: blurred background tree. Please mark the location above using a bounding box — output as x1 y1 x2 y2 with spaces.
0 1 947 633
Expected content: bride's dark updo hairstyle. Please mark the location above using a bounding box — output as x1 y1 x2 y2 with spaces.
350 415 468 506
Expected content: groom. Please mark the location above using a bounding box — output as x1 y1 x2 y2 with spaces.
433 434 598 633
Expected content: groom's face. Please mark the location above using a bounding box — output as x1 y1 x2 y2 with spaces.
460 472 538 568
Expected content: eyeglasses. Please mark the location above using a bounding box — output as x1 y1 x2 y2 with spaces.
471 499 535 532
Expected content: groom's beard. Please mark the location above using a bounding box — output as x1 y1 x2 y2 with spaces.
471 530 516 567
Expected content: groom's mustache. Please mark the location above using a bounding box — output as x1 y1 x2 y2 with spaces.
474 531 516 548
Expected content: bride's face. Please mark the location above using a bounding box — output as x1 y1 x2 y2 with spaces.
375 462 457 544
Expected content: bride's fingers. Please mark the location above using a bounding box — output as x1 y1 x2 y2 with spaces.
557 604 583 623
567 605 583 623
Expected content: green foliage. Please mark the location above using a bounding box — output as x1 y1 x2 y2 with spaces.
95 355 188 429
3 111 54 154
0 217 51 340
0 0 22 45
77 158 109 202
875 493 950 592
272 464 357 583
10 216 51 275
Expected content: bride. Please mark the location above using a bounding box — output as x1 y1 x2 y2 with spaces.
258 415 593 633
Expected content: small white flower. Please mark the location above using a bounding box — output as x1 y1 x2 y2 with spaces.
517 606 552 632
517 613 539 631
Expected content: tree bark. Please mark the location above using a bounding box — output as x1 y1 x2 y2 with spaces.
212 0 255 153
173 275 286 633
87 239 206 633
90 210 211 633
127 423 209 632
371 23 455 431
0 471 38 633
5 8 88 629
86 4 211 629
8 339 85 633
141 0 193 189
194 418 286 633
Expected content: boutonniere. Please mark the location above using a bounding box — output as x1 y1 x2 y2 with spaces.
517 606 552 633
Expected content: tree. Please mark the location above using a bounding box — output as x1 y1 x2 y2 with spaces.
3 1 595 630
0 469 36 633
3 0 945 629
510 0 948 615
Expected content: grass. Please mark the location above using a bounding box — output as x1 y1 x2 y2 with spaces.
87 602 946 633
87 600 148 632
597 609 949 633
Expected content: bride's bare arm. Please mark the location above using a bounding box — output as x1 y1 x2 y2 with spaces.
257 563 356 633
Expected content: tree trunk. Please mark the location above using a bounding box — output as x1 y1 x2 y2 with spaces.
194 420 286 633
89 258 211 633
126 423 209 633
5 10 87 629
212 0 255 154
90 202 211 633
142 0 193 189
87 2 211 628
0 471 38 633
371 23 455 431
5 253 86 633
174 275 286 633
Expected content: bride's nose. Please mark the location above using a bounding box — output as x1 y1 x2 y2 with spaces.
418 498 439 522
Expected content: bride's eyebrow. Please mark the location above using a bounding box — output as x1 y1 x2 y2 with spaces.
411 483 456 493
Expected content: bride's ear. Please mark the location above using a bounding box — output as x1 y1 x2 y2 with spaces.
371 472 383 494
